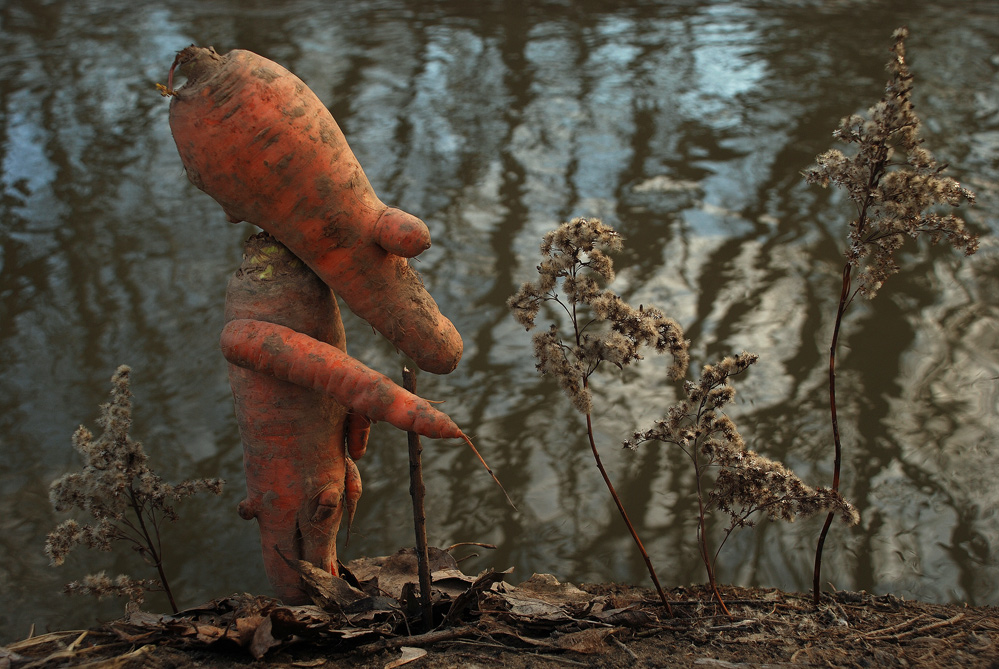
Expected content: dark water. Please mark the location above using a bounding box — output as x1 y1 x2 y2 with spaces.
1 0 997 640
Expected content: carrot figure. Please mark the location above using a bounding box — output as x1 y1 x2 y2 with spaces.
166 47 508 603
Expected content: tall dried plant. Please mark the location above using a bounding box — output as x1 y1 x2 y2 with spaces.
508 217 689 608
626 353 858 612
804 27 978 604
45 365 224 612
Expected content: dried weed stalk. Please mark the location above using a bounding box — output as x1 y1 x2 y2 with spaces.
509 217 689 609
626 353 858 613
45 365 224 612
804 27 978 603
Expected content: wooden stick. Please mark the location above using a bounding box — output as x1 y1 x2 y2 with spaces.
404 367 434 632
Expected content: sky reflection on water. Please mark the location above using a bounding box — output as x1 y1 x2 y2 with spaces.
0 0 997 640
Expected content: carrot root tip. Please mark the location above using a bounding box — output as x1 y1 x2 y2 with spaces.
459 433 517 510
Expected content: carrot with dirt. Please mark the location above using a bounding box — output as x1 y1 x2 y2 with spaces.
166 45 462 375
165 46 509 601
222 319 464 439
224 233 360 604
220 317 513 507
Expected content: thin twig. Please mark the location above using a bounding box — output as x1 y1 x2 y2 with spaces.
860 613 929 639
611 636 641 664
864 613 965 641
353 625 479 655
403 367 435 633
129 488 178 613
582 384 672 618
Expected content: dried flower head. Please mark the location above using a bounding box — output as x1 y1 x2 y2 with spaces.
509 217 689 413
804 27 978 298
627 352 857 587
63 572 159 605
46 365 224 610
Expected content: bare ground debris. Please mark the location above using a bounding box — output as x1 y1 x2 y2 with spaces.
3 548 997 669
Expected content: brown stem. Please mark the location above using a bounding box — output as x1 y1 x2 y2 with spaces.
693 451 730 615
129 488 178 613
403 367 434 631
813 261 852 604
582 381 672 616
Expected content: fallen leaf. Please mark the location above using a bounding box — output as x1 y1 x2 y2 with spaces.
384 646 428 668
443 568 512 626
430 568 475 597
225 615 262 648
553 627 619 654
343 555 389 588
516 574 592 604
249 617 283 659
278 550 368 614
376 547 458 599
590 607 658 627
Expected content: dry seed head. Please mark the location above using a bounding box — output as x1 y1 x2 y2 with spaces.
804 27 978 298
46 365 224 605
509 217 689 413
627 352 857 528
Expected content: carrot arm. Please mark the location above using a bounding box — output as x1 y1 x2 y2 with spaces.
221 318 463 440
221 318 515 508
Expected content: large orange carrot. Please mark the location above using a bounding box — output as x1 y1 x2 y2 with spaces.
225 233 356 604
167 45 462 374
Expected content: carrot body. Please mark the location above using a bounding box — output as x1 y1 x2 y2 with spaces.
225 234 356 604
168 46 462 374
221 318 463 440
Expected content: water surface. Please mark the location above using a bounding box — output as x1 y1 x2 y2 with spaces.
1 0 997 640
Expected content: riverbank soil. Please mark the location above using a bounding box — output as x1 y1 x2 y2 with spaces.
3 552 997 668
